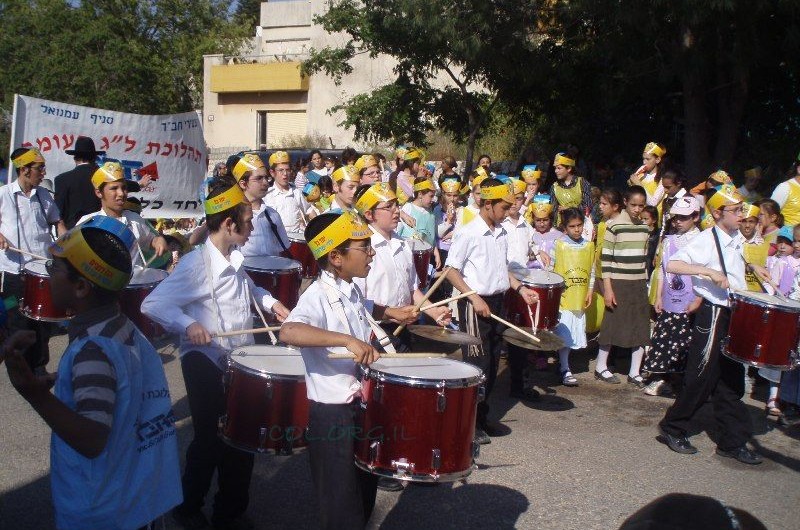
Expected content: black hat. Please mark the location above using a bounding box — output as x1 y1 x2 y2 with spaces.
65 136 105 157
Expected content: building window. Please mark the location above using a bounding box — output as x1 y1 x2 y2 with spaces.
256 111 268 148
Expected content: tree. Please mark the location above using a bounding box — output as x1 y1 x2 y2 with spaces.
302 0 539 174
235 0 262 23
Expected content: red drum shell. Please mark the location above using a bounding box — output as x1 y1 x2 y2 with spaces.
355 358 483 482
20 260 74 321
504 269 565 331
120 268 168 338
723 291 800 370
286 231 318 279
409 240 433 290
244 256 302 310
220 346 309 453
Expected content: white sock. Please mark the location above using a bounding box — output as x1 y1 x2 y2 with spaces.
558 347 571 374
768 384 779 402
596 346 611 374
629 347 644 378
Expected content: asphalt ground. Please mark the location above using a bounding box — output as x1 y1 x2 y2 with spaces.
1 331 798 530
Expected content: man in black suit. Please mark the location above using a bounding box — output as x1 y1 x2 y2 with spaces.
54 136 104 229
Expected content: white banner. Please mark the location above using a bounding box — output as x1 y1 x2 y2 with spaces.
10 94 206 218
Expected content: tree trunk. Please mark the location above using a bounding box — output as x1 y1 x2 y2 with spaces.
713 67 749 169
463 107 479 180
682 71 711 183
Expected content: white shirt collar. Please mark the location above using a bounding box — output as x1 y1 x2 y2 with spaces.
206 239 243 277
320 269 355 298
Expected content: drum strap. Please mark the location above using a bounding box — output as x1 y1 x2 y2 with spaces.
698 228 730 373
264 208 288 252
319 279 396 353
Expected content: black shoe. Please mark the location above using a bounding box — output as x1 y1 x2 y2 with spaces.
594 369 620 384
657 431 698 454
377 477 405 492
510 387 541 402
482 421 511 437
173 508 210 529
627 375 646 389
474 428 491 445
715 446 763 465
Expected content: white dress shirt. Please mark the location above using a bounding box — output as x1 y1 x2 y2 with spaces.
502 215 535 272
285 271 372 404
264 185 312 233
141 242 278 365
239 202 289 257
670 226 746 307
77 209 156 268
0 181 60 273
354 228 418 307
445 214 510 296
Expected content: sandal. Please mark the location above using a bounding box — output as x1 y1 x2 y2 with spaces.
561 371 578 386
594 369 620 384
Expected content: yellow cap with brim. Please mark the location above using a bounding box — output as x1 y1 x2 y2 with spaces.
413 179 435 193
521 165 542 183
332 165 359 183
742 202 760 219
511 178 527 195
50 216 134 291
308 211 371 259
355 183 396 214
706 184 744 211
12 148 45 168
644 142 666 157
354 155 378 174
204 183 247 215
709 170 732 185
232 153 265 180
554 153 575 167
91 161 125 189
268 151 290 166
472 173 488 189
480 182 515 204
530 195 554 218
403 148 424 162
440 178 461 193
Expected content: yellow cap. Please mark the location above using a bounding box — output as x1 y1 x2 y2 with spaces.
554 153 575 167
12 147 45 168
706 184 744 211
204 183 247 215
521 165 542 183
413 179 435 193
708 170 732 185
472 171 488 189
530 196 554 218
354 155 378 174
480 182 515 204
511 178 527 195
440 179 461 193
742 202 760 219
403 148 424 161
91 161 125 189
332 164 359 183
644 142 666 157
232 153 265 180
355 183 396 214
394 146 408 160
268 151 290 166
308 211 371 259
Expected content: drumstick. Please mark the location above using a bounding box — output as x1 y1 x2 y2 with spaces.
7 246 47 261
418 290 475 312
327 352 448 359
144 253 160 268
742 260 789 301
489 312 541 343
393 266 452 336
213 326 282 338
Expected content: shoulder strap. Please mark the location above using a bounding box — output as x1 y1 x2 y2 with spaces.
319 280 396 353
264 208 288 251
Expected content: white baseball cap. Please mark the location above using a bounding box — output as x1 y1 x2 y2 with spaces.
669 196 700 216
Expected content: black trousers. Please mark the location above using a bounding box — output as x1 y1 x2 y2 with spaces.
1 272 52 369
458 293 505 424
659 301 752 451
307 401 377 530
428 249 454 303
179 352 254 522
507 344 529 393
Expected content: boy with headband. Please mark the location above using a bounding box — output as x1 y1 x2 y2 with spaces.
264 150 316 233
2 217 181 528
280 211 418 528
142 177 290 528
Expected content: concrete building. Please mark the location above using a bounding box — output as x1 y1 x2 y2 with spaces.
202 0 398 156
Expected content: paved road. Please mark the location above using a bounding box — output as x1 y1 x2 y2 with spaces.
1 333 798 529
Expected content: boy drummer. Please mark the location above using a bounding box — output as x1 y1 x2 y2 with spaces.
658 184 771 465
279 211 418 529
445 178 539 444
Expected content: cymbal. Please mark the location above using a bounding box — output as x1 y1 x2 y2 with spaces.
408 325 482 346
503 327 564 351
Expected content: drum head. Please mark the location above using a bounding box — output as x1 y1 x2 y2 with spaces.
287 231 306 243
408 239 432 252
243 256 302 272
732 290 800 311
230 345 305 376
23 259 49 277
129 267 169 287
368 357 482 386
522 269 565 288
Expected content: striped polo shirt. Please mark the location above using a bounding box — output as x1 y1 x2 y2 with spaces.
601 210 651 280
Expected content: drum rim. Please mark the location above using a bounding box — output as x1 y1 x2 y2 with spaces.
22 258 50 277
354 459 475 483
361 360 485 388
19 304 74 322
228 348 305 379
730 290 800 311
722 347 799 371
287 231 306 242
243 260 303 273
521 278 566 289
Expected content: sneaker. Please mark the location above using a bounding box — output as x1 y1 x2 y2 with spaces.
643 379 664 396
561 371 578 387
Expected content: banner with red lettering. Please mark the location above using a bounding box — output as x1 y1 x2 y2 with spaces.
10 94 206 218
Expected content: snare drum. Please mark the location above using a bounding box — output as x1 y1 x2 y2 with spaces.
120 268 168 337
219 345 309 453
504 269 565 331
723 291 800 370
408 239 433 290
243 256 302 310
20 259 74 321
355 357 484 482
286 231 318 278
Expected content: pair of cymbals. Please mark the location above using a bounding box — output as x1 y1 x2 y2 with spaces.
502 327 564 351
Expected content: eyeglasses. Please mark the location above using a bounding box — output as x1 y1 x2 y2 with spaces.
274 168 291 174
722 207 744 215
249 175 272 183
362 169 380 178
29 165 46 172
343 245 374 255
374 203 399 212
